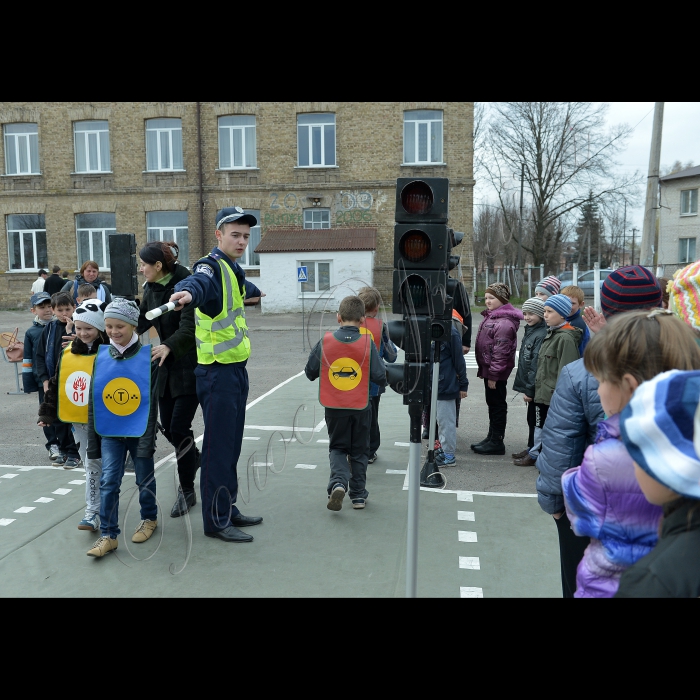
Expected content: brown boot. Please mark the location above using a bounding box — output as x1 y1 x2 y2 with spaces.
512 448 530 459
513 454 537 467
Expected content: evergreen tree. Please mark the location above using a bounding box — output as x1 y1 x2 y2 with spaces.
576 192 603 268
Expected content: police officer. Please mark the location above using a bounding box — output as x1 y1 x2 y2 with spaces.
169 207 262 543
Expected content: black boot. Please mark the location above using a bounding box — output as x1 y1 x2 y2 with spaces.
471 429 492 451
170 488 197 517
473 433 505 456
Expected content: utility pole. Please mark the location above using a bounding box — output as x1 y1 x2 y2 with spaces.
640 102 664 266
631 227 638 266
622 202 626 266
518 163 524 280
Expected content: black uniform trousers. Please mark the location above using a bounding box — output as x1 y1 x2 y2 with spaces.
369 395 381 455
526 399 536 448
195 361 248 533
326 407 371 500
555 511 590 598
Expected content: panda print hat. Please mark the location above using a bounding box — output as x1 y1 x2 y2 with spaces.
73 300 108 332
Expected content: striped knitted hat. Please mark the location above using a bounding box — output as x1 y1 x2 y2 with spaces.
535 276 561 298
485 282 511 304
668 261 700 332
600 266 661 318
521 297 545 317
543 293 572 320
621 369 700 500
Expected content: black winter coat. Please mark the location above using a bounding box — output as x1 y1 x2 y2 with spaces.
136 264 197 398
512 320 548 398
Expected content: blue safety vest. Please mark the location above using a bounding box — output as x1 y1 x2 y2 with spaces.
93 345 151 438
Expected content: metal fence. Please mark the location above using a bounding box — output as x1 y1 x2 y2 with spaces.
472 265 547 303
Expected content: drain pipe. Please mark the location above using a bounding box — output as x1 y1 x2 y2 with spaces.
196 102 205 259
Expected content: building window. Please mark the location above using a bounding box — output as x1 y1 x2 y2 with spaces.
4 123 40 175
299 260 331 294
297 114 336 167
146 118 183 171
303 208 331 229
219 116 256 169
681 189 698 216
147 211 189 268
679 237 697 264
74 120 110 173
6 214 47 271
76 213 116 270
403 110 443 165
239 210 261 268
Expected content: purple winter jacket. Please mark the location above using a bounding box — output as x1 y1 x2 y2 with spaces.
562 413 663 598
475 304 524 382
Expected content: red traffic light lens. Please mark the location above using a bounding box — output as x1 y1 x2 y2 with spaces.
399 230 431 263
400 181 433 215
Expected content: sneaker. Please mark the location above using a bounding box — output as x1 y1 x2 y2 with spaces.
48 444 61 462
63 457 82 470
54 453 67 466
327 485 345 511
436 452 456 467
352 497 367 509
78 513 100 531
132 519 157 543
87 536 118 557
368 452 378 464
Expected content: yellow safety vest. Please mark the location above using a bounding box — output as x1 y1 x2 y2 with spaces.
194 258 250 365
57 344 97 425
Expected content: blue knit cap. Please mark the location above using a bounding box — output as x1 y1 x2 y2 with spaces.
621 369 700 500
543 293 572 320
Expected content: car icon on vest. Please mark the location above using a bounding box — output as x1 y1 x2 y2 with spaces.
333 366 358 380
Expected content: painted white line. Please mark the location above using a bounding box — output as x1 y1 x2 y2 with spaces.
457 492 474 502
462 491 537 498
458 511 475 521
245 425 313 432
386 469 407 475
243 437 260 441
0 465 85 472
317 439 329 444
314 419 326 432
0 519 15 526
35 497 54 503
458 531 478 543
395 442 410 447
14 506 35 514
460 587 484 598
279 438 297 443
1 474 18 479
68 480 86 485
52 488 72 495
459 556 481 570
295 464 317 470
253 462 273 467
245 371 304 411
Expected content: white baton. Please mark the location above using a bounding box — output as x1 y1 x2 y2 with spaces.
145 301 177 320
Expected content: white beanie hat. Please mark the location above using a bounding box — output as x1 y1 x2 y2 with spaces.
73 300 107 332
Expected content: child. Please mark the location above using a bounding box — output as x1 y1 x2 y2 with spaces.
85 298 159 558
37 300 109 532
534 275 561 301
305 295 386 511
532 294 581 460
616 368 700 597
357 286 397 464
560 285 590 356
34 292 81 467
472 283 523 455
76 283 97 304
512 297 548 466
23 292 60 461
562 311 700 596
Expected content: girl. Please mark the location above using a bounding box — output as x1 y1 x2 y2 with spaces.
561 310 700 597
472 283 523 455
38 300 109 532
136 241 200 518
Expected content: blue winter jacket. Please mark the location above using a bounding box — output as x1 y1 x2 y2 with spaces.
536 358 604 515
436 326 469 401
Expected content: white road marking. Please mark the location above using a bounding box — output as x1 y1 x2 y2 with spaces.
35 497 54 503
52 488 71 495
395 442 410 447
245 425 313 432
1 474 18 479
386 469 407 474
460 587 484 598
459 556 481 570
458 531 478 542
243 437 260 440
457 492 474 502
14 507 35 513
0 519 15 526
279 438 297 442
295 464 317 469
458 511 475 521
314 419 326 432
68 480 86 485
245 371 305 411
317 439 329 443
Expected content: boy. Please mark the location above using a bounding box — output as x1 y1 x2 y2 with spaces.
561 285 590 356
512 297 548 466
535 275 561 301
532 294 581 462
305 296 386 511
24 292 59 460
76 283 97 304
34 292 81 467
358 286 397 464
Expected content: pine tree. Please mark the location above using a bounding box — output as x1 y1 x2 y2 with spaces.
576 192 602 269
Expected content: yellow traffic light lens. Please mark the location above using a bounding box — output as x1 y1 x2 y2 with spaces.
399 231 431 263
400 181 433 215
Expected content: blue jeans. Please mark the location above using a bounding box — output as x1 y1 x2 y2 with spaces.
99 437 157 538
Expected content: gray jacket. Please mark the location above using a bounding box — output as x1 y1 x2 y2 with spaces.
535 358 604 515
512 320 547 398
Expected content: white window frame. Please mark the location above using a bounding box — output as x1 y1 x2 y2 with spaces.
298 259 332 297
303 208 331 229
239 209 261 269
679 237 697 264
403 110 444 165
145 118 184 172
297 114 336 168
681 188 698 216
6 216 47 272
76 215 116 271
218 116 257 169
4 123 40 175
147 211 190 268
74 120 111 173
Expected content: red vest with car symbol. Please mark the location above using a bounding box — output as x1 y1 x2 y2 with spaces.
319 332 371 410
360 316 382 351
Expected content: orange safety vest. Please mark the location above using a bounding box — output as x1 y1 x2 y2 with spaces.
319 331 371 410
360 316 382 351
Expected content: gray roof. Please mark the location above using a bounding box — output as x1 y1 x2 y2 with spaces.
659 165 700 182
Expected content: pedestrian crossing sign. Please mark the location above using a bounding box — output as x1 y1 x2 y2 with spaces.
297 266 308 282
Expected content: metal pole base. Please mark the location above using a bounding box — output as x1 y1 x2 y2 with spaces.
420 458 443 488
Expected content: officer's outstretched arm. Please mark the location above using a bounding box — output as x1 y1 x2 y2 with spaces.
170 290 192 311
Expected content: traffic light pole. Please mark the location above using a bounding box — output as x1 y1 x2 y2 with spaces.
406 402 422 599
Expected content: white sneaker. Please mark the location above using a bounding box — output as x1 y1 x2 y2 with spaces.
49 445 61 462
327 485 345 511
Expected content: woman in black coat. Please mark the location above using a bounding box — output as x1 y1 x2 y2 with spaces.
136 241 200 517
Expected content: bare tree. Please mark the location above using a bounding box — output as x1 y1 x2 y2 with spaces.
481 102 642 274
661 159 695 176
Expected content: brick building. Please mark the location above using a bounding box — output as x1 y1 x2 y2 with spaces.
0 102 474 308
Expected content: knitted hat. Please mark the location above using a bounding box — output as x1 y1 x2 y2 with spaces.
521 297 545 318
620 369 700 500
485 282 511 304
668 261 700 332
104 298 140 327
600 265 661 318
543 293 572 320
535 276 561 298
73 300 107 331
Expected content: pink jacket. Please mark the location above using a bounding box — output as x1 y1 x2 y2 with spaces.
475 304 523 382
